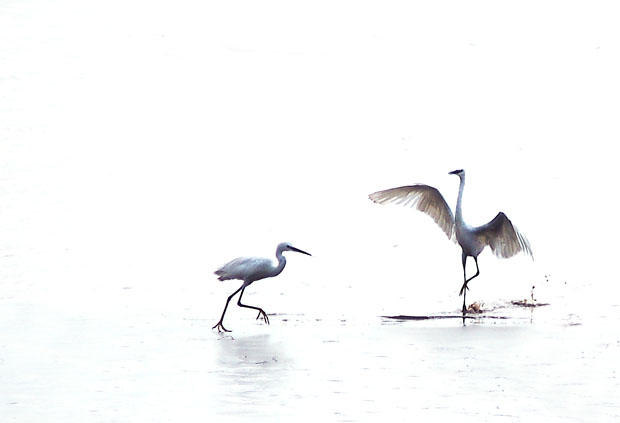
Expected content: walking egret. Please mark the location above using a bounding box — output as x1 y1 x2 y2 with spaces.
212 242 312 332
369 169 532 314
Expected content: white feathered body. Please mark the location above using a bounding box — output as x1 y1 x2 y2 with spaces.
215 256 284 285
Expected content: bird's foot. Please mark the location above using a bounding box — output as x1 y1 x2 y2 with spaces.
256 310 270 325
212 321 231 332
459 283 470 296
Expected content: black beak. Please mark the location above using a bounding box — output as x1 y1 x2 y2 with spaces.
290 246 312 256
449 169 463 175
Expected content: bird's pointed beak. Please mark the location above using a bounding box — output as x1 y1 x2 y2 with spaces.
449 169 463 175
290 246 312 256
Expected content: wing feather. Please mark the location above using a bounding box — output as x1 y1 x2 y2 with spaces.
472 212 533 259
369 185 455 241
215 257 273 281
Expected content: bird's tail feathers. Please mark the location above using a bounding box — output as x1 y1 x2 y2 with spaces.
214 269 228 281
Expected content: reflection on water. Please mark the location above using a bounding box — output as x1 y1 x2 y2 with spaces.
213 333 291 418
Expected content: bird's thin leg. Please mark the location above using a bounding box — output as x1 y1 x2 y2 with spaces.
212 285 243 332
460 256 480 313
460 253 468 313
237 287 270 325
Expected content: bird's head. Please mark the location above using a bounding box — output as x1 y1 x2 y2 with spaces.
279 242 312 257
449 169 465 177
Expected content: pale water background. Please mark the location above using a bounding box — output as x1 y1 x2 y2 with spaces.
1 1 619 421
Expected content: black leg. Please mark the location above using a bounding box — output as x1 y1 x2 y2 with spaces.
237 287 270 325
212 285 243 332
460 255 480 314
460 253 468 314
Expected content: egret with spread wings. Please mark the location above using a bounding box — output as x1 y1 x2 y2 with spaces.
369 169 532 314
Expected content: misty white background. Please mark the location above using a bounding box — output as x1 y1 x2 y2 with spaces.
1 0 619 421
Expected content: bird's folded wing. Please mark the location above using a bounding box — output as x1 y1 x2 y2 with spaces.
472 212 533 259
215 257 272 281
369 184 456 241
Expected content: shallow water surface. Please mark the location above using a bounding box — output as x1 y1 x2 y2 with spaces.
207 311 619 422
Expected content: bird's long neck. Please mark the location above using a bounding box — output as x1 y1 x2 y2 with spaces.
455 174 466 226
273 250 287 277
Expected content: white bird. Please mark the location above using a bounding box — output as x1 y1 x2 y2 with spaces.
212 242 312 332
369 169 532 314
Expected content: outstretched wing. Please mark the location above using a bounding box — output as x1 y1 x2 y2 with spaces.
369 184 455 241
472 212 533 259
